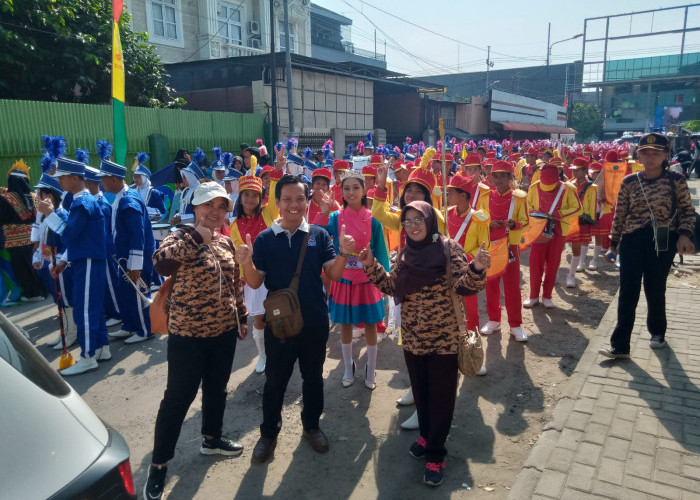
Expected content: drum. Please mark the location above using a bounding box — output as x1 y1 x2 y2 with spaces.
152 223 171 241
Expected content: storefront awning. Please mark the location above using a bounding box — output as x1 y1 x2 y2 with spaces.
495 122 576 134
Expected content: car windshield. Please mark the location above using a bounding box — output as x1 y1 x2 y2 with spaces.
0 312 71 397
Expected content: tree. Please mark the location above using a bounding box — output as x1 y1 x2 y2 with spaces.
568 103 603 142
0 0 184 108
682 120 700 133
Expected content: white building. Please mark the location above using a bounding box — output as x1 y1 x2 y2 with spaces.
126 0 313 64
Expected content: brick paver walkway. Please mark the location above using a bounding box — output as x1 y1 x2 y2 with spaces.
509 268 700 499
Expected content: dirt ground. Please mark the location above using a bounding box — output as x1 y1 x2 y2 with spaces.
13 241 679 500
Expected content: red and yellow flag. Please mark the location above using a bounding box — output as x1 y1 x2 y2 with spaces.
112 0 127 165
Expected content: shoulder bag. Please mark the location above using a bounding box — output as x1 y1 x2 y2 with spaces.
263 232 309 341
443 239 484 377
666 171 700 253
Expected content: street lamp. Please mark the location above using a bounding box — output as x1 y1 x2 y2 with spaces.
547 33 583 69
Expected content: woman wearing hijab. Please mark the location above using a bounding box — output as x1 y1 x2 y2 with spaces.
358 200 490 487
0 160 47 301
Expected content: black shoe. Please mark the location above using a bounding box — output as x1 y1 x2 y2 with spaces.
200 436 243 456
252 436 277 463
598 347 630 359
143 464 167 500
303 428 330 454
649 335 667 349
423 461 444 486
409 437 427 459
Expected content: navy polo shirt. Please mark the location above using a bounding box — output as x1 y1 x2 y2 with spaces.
252 219 335 329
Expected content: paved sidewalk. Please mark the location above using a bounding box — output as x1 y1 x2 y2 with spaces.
509 260 700 499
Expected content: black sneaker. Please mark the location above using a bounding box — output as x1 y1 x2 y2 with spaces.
424 461 444 486
598 347 630 359
649 335 667 349
200 436 243 456
143 464 167 500
409 437 427 459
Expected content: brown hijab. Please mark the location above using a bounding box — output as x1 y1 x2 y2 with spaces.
394 201 446 304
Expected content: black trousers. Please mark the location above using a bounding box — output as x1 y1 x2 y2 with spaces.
9 245 46 298
404 350 459 463
260 325 329 439
610 226 678 353
152 331 237 464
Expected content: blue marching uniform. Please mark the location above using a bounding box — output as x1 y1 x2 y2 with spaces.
46 190 108 358
111 187 155 338
95 191 121 321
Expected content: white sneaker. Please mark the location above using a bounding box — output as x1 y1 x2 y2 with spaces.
477 365 488 376
53 335 77 350
588 260 598 270
400 410 420 430
510 326 528 342
105 318 122 327
254 354 266 374
523 297 539 308
397 388 414 406
480 321 501 335
20 295 45 303
96 345 112 361
576 259 586 272
543 298 555 309
109 329 132 339
48 335 62 347
60 356 98 376
124 334 153 344
566 276 577 288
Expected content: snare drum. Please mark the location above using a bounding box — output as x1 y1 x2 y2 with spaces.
152 223 171 241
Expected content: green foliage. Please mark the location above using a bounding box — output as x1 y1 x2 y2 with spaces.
568 103 603 142
682 120 700 132
0 0 184 108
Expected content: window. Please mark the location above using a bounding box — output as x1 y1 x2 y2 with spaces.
152 0 178 39
147 0 183 47
278 20 296 53
218 3 243 45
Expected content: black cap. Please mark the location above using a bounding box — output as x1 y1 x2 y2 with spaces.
637 133 670 152
240 143 250 151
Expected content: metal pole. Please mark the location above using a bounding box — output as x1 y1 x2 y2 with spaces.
269 0 278 142
283 0 294 134
485 45 490 95
680 6 688 61
374 29 377 59
546 22 551 74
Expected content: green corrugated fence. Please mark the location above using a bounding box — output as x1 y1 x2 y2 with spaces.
0 99 265 182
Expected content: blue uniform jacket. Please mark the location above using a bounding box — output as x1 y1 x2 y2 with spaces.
46 190 106 261
112 189 155 277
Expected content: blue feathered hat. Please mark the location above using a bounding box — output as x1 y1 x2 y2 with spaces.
365 132 374 150
96 140 112 161
303 147 316 171
34 173 63 195
344 143 354 160
42 135 66 160
40 153 54 173
192 147 207 167
222 152 234 169
211 147 225 171
132 152 151 177
223 167 243 182
75 148 90 165
84 166 101 184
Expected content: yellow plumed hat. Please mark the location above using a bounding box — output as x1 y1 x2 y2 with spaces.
9 159 31 181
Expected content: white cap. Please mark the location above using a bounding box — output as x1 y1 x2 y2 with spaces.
191 181 233 212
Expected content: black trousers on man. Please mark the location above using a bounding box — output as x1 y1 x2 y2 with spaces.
610 226 677 353
152 331 237 464
404 350 459 463
260 326 329 439
9 245 46 298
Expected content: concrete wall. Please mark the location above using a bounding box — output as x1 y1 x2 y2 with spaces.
490 89 567 127
374 92 420 137
455 98 488 135
178 86 254 113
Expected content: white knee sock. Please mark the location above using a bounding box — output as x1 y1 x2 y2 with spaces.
593 245 602 259
365 344 377 383
578 247 588 269
569 256 580 279
341 342 354 379
252 327 265 356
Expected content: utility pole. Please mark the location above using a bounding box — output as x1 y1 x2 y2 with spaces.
546 22 551 74
374 29 377 59
269 0 278 141
485 45 491 96
283 0 294 135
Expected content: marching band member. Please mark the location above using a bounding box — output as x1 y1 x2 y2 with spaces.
523 164 581 309
210 147 227 187
100 158 156 344
463 153 491 212
517 147 542 191
445 174 490 332
172 149 207 225
132 153 166 220
38 155 110 375
481 160 529 341
228 153 283 374
307 167 338 223
314 170 390 390
565 158 598 287
331 159 350 206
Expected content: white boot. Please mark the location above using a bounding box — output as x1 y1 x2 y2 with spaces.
567 256 580 288
400 410 420 430
577 247 588 271
523 297 539 308
589 246 601 270
96 345 112 361
480 321 501 335
252 327 266 374
397 387 414 406
54 307 77 350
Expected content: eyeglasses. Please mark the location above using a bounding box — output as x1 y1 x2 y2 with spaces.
401 217 426 228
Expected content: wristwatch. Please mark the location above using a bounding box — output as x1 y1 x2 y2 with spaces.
338 252 351 258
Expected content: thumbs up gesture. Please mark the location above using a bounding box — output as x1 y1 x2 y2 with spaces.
338 224 356 256
235 233 254 265
472 241 491 272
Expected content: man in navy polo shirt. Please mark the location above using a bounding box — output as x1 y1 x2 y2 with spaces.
235 174 355 463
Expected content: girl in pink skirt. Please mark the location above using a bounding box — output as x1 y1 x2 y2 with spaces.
315 170 390 389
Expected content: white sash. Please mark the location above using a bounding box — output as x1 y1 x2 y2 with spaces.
548 184 566 216
454 209 474 243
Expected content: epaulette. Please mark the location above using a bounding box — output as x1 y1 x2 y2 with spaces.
513 189 527 198
478 182 490 191
565 181 576 189
473 209 490 224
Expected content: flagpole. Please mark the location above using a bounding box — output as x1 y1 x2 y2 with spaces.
439 119 448 236
112 0 127 166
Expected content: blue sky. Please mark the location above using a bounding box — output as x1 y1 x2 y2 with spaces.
314 0 700 76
